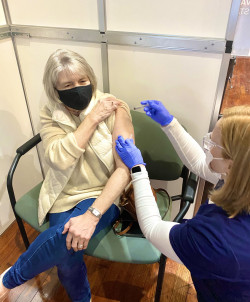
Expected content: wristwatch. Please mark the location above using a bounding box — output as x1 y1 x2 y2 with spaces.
131 166 142 174
88 206 102 219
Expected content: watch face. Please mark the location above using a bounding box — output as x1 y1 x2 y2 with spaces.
132 166 142 173
92 209 99 216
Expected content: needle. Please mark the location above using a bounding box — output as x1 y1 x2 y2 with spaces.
133 105 148 110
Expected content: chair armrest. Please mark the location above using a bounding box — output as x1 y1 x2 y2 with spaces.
173 172 198 223
16 133 41 155
7 134 42 208
182 172 198 203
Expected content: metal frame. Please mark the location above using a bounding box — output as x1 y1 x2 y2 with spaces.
105 31 226 53
4 24 227 54
11 25 101 42
1 0 11 24
1 0 45 178
97 0 110 92
208 0 241 130
0 25 10 40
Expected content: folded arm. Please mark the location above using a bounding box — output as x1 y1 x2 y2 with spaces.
40 97 119 171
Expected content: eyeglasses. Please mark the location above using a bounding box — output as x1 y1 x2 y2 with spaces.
203 132 224 151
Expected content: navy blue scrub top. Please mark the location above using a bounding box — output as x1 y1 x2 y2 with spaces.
170 200 250 302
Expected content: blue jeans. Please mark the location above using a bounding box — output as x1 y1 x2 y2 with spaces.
3 198 119 302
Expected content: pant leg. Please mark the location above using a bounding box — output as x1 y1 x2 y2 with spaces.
51 200 119 302
3 198 119 302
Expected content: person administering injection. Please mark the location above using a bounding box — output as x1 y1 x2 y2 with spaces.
116 100 250 302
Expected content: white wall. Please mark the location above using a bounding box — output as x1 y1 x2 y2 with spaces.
7 0 98 29
106 0 232 38
108 47 222 219
0 39 43 235
109 47 222 144
0 1 6 25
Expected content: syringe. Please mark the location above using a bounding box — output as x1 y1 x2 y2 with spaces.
133 104 148 110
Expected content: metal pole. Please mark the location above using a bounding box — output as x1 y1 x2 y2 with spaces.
209 0 241 130
2 0 45 178
98 0 110 93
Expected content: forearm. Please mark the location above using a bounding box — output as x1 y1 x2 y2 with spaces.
162 118 219 184
91 166 130 214
131 166 182 264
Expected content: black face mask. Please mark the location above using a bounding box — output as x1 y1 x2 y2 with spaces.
57 85 92 110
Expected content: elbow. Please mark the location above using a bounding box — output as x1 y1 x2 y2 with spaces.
44 148 77 171
138 221 156 242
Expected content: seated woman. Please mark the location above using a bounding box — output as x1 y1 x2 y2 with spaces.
0 49 134 302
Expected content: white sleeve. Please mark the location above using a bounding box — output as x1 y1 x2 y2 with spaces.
131 166 183 264
161 118 219 185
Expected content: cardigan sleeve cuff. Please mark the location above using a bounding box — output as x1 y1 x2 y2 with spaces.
61 132 85 159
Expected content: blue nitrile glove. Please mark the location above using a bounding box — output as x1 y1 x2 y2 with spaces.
115 135 146 170
141 100 173 126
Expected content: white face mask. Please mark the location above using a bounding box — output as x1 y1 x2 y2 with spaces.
204 149 226 179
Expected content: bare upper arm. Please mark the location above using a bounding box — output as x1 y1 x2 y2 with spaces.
112 107 134 168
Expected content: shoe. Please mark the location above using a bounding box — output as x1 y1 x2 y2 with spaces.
0 267 11 301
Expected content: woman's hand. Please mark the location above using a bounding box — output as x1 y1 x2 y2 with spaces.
62 212 99 251
89 97 120 125
115 135 146 169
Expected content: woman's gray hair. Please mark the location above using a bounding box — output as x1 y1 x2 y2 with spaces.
43 49 97 103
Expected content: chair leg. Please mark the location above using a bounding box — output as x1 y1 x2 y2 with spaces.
154 254 167 302
15 216 30 249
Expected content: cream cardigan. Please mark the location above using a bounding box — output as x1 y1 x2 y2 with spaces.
38 90 131 225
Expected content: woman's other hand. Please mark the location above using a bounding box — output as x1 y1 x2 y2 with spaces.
141 100 173 126
115 135 146 170
89 97 120 124
62 212 99 251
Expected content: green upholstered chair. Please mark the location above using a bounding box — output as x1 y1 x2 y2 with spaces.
7 110 198 302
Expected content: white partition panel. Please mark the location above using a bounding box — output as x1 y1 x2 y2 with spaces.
0 39 43 234
8 0 98 29
109 46 223 219
109 46 222 144
0 2 6 25
106 0 232 38
15 38 103 171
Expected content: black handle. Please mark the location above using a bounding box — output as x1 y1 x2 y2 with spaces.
16 133 41 155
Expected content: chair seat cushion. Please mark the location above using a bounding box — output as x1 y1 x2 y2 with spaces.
15 182 49 232
85 189 172 264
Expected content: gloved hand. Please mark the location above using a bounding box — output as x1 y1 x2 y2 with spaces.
115 136 146 170
141 100 173 126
